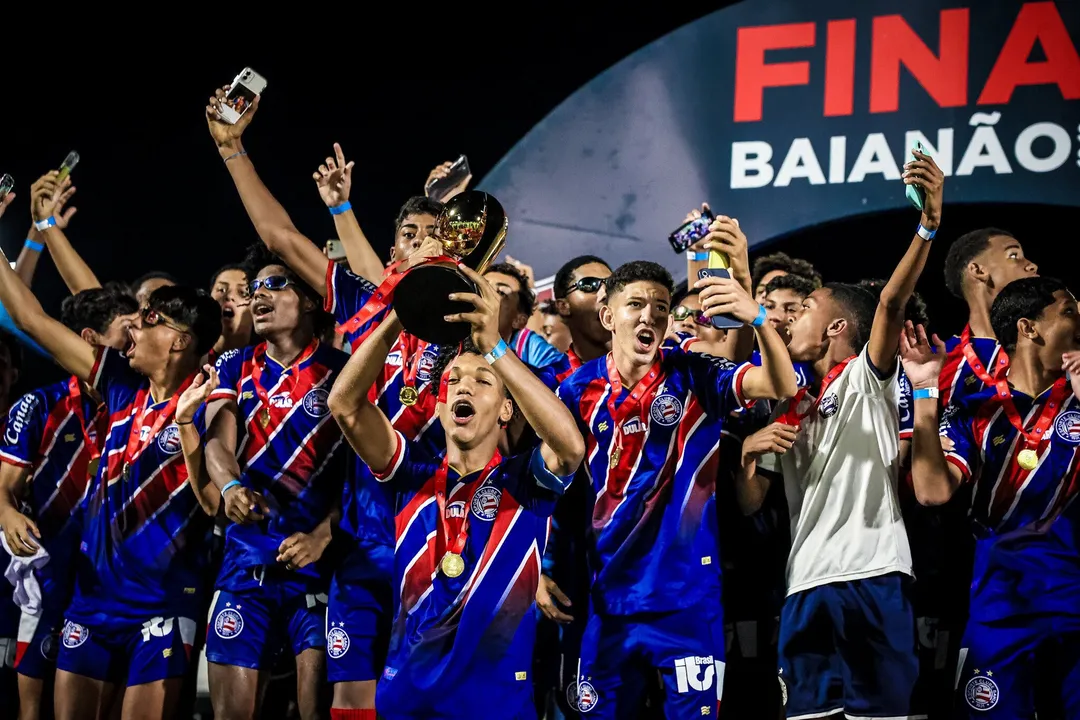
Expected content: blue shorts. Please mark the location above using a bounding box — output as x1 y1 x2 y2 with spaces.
14 609 63 679
55 615 197 686
778 573 920 720
205 579 327 670
576 598 725 718
325 574 391 684
955 613 1080 717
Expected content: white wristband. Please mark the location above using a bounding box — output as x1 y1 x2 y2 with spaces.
33 217 56 231
916 224 936 241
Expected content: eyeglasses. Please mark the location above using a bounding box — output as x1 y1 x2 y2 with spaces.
672 305 711 327
250 275 294 294
141 307 189 334
568 277 605 295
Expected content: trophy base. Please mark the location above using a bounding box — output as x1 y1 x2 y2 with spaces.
395 263 478 346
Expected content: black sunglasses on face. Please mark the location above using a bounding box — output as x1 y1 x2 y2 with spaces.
569 277 605 294
250 275 294 294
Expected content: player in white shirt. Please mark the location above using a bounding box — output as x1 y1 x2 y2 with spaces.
736 149 944 720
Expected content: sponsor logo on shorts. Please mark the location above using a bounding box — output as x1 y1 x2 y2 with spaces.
471 486 501 521
303 388 331 418
819 393 840 418
674 655 717 693
61 621 88 649
214 604 244 639
965 673 1000 711
650 394 683 426
326 623 350 659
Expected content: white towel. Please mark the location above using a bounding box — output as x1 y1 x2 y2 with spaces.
0 529 49 616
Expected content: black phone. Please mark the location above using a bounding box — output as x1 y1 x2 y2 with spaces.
426 155 471 202
668 208 715 254
697 264 743 331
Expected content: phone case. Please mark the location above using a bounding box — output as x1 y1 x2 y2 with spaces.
668 210 716 254
426 156 470 201
905 145 926 210
697 268 743 330
218 68 268 125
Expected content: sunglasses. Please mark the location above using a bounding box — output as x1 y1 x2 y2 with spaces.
569 277 605 294
141 307 189 334
672 305 711 327
250 275 294 294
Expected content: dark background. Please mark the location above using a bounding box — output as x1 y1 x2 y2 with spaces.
3 5 1075 390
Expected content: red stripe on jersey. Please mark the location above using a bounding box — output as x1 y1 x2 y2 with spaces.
113 455 188 538
938 342 966 407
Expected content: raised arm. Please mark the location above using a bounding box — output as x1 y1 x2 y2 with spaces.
313 143 384 283
176 365 222 516
206 89 330 293
901 322 963 505
868 150 943 374
447 266 585 477
29 172 99 293
697 275 798 401
328 309 402 474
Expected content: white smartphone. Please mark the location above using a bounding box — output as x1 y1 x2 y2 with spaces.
218 68 267 125
0 174 13 201
326 239 347 261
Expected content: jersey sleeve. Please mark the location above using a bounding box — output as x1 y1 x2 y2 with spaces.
324 262 378 326
496 447 574 517
681 350 755 418
848 344 899 395
898 369 914 440
939 402 976 481
521 333 564 370
0 391 47 468
89 346 140 404
208 348 244 402
369 430 439 495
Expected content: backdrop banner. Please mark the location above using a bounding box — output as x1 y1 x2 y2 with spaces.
479 0 1080 290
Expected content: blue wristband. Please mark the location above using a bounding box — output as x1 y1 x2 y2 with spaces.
686 251 709 262
916 224 936 241
220 479 243 497
329 201 352 216
912 387 939 401
24 239 44 253
484 339 509 364
750 304 767 328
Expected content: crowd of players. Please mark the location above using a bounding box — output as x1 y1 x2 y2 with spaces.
0 84 1076 720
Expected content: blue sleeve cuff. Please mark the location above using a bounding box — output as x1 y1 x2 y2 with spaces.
531 447 573 496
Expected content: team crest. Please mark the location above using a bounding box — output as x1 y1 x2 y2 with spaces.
446 500 467 519
302 388 331 418
214 607 244 639
156 425 182 454
965 674 999 710
471 486 501 521
326 624 350 659
61 621 88 648
269 393 294 409
650 394 684 427
1054 411 1080 444
819 394 840 418
416 348 439 383
575 680 598 712
40 631 58 660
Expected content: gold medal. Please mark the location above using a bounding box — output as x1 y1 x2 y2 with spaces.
440 552 465 578
87 457 100 480
399 386 419 407
259 409 271 428
1017 448 1039 471
610 446 621 468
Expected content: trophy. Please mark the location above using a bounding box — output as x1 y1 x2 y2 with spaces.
394 191 508 345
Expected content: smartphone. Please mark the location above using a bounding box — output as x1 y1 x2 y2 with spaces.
57 151 80 183
697 248 743 331
905 142 926 210
425 155 471 202
326 239 347 262
218 68 268 125
0 174 13 201
668 207 715 254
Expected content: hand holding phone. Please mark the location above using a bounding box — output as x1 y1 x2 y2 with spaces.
217 68 267 126
425 156 471 202
326 239 347 262
57 152 79 183
669 207 715 254
0 174 13 201
905 142 927 210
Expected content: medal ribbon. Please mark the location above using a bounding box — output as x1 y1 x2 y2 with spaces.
960 325 1010 387
778 355 857 426
604 353 664 480
250 339 320 426
120 373 196 477
338 256 460 338
433 451 503 568
67 376 104 461
994 376 1070 470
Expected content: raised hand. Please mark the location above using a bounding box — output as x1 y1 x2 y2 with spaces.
903 149 945 230
700 216 749 281
0 191 14 221
694 274 760 324
424 160 471 202
206 85 259 151
899 321 946 389
29 171 77 228
681 201 711 227
444 264 502 353
314 143 354 208
177 365 219 424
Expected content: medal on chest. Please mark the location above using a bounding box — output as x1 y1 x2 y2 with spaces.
440 552 465 578
1016 448 1039 471
258 408 271 428
399 386 419 406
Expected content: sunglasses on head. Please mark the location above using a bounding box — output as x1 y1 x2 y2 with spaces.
141 307 189 334
569 277 605 294
250 275 294 294
672 305 711 327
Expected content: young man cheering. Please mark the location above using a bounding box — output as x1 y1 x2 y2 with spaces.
556 260 797 717
328 264 584 719
904 277 1080 716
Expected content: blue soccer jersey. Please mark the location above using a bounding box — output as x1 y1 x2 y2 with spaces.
372 433 571 718
510 327 563 370
939 326 1006 409
556 339 754 616
0 379 102 615
208 341 347 588
66 348 211 627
